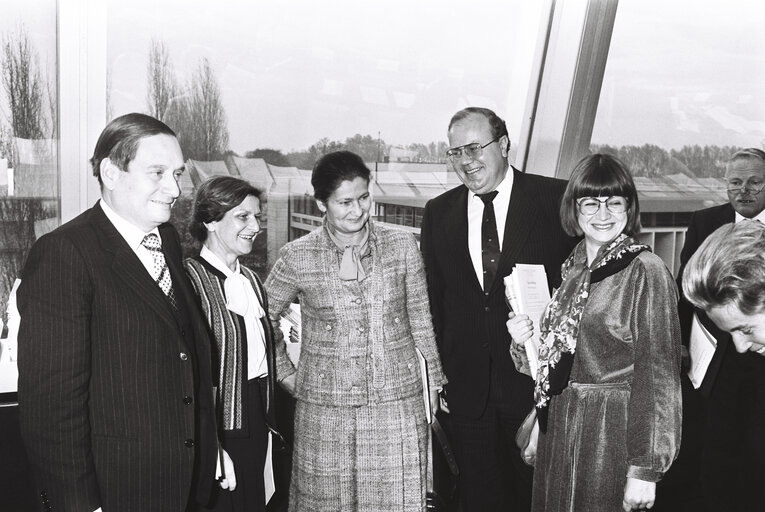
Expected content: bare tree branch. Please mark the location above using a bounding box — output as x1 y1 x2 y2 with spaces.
1 25 47 140
145 39 178 122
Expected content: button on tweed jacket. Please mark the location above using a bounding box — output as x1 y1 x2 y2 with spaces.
265 220 447 406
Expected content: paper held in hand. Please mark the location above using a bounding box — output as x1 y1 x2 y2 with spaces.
504 264 552 376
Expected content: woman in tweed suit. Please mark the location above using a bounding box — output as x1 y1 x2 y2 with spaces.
265 151 447 512
184 176 281 512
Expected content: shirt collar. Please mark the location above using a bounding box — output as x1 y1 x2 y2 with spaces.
735 209 765 223
468 166 514 203
99 199 160 250
200 245 240 277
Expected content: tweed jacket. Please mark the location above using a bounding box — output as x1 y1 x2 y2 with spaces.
184 256 280 438
264 220 447 407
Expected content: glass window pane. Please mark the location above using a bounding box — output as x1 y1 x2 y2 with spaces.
590 0 765 272
106 0 546 276
0 2 59 342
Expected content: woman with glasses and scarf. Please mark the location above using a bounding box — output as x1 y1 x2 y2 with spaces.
185 176 281 512
506 154 681 512
264 150 446 512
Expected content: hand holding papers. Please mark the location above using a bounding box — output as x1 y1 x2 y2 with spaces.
504 265 552 377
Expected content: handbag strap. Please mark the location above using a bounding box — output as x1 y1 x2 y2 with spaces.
432 416 459 477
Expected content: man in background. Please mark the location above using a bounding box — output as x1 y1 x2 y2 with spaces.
673 148 765 511
18 113 220 511
420 107 574 511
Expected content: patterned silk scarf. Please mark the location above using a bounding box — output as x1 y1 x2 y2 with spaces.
534 233 649 429
325 219 370 281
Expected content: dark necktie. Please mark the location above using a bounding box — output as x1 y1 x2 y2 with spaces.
141 233 178 310
478 191 500 294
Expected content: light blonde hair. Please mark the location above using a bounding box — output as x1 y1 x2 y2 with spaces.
682 221 765 315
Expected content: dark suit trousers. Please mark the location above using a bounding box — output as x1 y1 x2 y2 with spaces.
195 378 269 512
697 350 765 512
449 404 533 512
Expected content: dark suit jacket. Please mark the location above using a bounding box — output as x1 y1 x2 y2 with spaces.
17 203 218 512
676 202 734 397
421 169 576 419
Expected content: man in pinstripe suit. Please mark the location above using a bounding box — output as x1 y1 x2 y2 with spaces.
17 113 219 512
421 107 575 511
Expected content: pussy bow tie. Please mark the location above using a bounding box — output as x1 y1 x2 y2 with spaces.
224 272 265 319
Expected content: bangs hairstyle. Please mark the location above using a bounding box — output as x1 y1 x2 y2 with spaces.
682 221 765 316
190 176 261 243
560 153 641 237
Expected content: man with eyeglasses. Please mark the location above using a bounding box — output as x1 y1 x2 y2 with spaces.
420 107 576 511
671 148 765 511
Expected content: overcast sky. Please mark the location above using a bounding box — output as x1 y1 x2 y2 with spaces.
1 0 764 154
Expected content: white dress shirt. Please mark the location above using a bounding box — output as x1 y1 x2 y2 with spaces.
200 246 268 379
100 200 162 278
467 169 514 290
735 209 765 223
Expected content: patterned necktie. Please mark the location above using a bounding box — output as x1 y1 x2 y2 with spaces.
141 233 177 310
478 191 500 294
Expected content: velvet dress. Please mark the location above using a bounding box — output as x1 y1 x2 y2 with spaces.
531 245 682 512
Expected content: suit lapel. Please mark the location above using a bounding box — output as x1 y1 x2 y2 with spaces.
91 204 179 331
492 169 535 295
446 186 483 292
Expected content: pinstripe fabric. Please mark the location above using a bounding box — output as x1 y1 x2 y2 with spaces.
420 169 576 419
17 203 218 512
421 169 576 511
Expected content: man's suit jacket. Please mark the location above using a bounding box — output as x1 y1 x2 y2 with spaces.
677 202 735 397
421 169 576 419
17 203 218 512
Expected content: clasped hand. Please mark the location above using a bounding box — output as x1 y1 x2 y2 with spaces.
506 311 534 346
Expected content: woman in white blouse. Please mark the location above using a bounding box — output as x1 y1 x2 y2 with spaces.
185 176 281 512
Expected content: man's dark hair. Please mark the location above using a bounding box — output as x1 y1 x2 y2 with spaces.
90 113 177 185
448 107 509 142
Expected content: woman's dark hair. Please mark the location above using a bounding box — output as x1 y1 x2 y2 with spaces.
311 151 371 203
560 153 641 237
190 176 262 242
90 113 177 186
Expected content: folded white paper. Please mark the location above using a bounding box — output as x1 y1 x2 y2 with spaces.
504 264 551 377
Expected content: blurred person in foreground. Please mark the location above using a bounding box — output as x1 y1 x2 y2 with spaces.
506 154 681 512
681 220 765 510
420 106 575 511
17 113 218 512
671 148 765 511
264 150 446 511
185 176 284 512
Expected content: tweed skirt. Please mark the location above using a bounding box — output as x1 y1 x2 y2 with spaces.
289 394 428 512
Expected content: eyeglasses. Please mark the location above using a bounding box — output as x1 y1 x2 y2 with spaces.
576 196 628 216
445 138 499 162
726 178 765 195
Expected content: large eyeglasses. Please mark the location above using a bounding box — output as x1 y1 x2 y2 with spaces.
726 178 765 195
445 138 499 162
576 196 628 216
